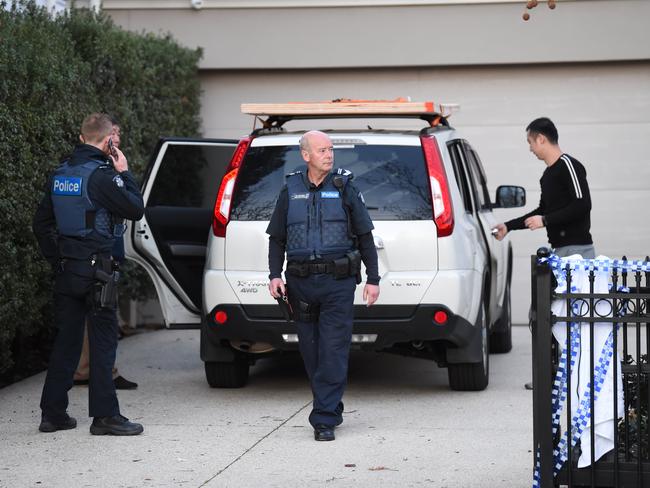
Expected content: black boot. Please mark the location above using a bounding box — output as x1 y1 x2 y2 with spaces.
39 414 77 433
90 415 143 436
313 424 335 441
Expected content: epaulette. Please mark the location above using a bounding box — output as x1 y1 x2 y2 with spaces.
335 168 354 179
286 170 302 178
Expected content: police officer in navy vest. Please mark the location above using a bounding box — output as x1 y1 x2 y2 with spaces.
33 113 144 435
267 130 380 441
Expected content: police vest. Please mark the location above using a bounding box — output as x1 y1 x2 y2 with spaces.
51 160 124 240
285 171 354 260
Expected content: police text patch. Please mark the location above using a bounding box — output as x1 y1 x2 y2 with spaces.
321 191 339 199
53 176 82 196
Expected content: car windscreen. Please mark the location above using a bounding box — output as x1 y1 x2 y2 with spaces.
230 144 432 221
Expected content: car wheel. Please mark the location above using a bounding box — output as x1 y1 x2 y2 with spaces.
489 277 512 354
204 357 249 388
448 298 489 391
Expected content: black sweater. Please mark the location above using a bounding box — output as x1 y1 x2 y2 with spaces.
506 154 592 248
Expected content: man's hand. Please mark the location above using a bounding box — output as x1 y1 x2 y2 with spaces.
363 284 380 307
269 277 286 298
493 223 508 241
524 215 544 230
111 147 129 173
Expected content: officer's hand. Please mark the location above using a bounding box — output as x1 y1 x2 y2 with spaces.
269 278 286 298
111 147 129 173
493 223 508 241
363 284 379 307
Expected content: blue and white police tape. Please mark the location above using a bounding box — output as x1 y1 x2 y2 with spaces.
539 254 650 294
532 322 618 488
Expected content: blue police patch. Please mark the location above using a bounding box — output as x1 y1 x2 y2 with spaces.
291 193 309 200
321 191 339 199
53 176 82 196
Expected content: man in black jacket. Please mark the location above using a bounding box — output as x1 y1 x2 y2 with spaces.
494 117 595 259
33 113 144 435
494 117 595 390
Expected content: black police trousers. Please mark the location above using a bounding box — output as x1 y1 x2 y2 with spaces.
40 260 120 421
286 272 356 428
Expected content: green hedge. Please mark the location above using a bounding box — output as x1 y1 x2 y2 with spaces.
0 1 203 377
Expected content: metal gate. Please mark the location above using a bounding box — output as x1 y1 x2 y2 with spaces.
532 248 650 488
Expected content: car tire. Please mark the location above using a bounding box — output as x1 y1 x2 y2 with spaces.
489 278 512 354
448 299 489 391
204 357 249 388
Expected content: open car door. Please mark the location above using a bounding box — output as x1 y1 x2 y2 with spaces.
125 138 237 328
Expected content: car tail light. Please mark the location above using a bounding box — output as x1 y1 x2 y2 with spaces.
420 135 454 237
433 310 448 325
214 310 228 324
212 137 252 237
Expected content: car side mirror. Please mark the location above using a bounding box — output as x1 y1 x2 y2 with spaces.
494 185 526 208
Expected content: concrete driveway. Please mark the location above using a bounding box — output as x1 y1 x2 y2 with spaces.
0 326 534 488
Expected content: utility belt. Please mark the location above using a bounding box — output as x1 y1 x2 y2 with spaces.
286 250 361 283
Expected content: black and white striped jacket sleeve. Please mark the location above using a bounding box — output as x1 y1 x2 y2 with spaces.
544 154 591 226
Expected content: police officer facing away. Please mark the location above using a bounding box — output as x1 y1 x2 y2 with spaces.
267 130 380 441
33 113 144 435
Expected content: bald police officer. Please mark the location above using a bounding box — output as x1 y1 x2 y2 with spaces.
33 113 144 435
267 130 380 441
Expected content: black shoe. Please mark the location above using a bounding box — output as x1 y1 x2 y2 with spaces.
90 415 143 436
314 424 335 442
39 415 77 433
113 376 138 390
525 381 534 390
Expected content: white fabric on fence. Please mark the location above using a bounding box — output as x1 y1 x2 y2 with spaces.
550 255 624 468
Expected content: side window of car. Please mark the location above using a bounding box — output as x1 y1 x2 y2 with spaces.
462 143 492 211
446 141 473 214
147 143 234 208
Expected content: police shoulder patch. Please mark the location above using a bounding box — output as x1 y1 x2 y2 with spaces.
112 175 125 188
336 168 354 179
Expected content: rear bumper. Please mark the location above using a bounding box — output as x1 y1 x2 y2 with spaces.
203 303 477 353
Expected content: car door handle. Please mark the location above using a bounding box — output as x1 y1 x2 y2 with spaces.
374 236 384 249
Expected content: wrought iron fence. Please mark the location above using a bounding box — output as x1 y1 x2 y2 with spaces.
532 247 650 488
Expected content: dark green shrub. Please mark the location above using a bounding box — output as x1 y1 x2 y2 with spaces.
0 1 202 378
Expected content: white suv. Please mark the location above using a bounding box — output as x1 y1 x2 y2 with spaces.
126 106 525 391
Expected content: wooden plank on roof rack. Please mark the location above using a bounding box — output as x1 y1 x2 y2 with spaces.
241 99 438 116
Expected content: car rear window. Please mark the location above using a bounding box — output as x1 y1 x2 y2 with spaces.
230 144 431 221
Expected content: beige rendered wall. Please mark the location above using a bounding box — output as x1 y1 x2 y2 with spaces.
198 62 650 324
106 0 650 69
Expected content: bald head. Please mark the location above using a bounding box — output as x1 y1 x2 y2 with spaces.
299 130 330 152
299 130 334 184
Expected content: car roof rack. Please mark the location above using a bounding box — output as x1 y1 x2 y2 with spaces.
241 98 459 130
